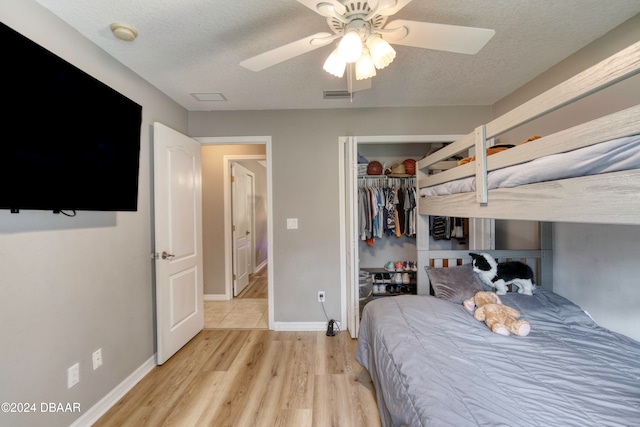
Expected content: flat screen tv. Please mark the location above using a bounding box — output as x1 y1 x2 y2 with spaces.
0 21 142 214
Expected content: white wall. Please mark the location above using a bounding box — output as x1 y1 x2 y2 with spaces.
493 14 640 342
0 2 187 426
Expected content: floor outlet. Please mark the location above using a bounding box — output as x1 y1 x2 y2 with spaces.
67 363 80 389
318 291 325 302
92 349 103 370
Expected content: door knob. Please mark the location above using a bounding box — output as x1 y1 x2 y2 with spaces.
161 251 175 260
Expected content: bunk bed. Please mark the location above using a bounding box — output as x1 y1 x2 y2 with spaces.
356 40 640 426
415 40 640 225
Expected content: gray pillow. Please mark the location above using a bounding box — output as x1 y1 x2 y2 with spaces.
425 263 483 303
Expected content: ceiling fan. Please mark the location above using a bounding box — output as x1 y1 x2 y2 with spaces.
240 0 495 91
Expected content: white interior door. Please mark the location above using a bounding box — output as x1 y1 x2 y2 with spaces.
153 122 204 365
232 162 254 296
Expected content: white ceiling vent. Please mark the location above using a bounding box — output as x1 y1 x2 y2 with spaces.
191 92 227 101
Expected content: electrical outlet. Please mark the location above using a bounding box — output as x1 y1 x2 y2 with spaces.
92 349 103 370
318 291 325 302
67 363 80 389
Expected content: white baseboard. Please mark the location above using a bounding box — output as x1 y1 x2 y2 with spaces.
274 321 341 331
204 294 229 301
255 259 267 273
69 356 156 427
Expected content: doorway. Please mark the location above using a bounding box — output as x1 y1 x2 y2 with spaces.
195 136 274 330
339 135 465 337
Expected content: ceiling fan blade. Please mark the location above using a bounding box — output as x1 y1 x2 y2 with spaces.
296 0 346 17
373 0 414 16
240 32 334 72
383 20 495 54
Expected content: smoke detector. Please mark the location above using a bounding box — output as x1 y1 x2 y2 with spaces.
110 23 138 41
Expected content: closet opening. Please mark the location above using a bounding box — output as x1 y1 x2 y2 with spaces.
340 135 468 337
355 142 470 317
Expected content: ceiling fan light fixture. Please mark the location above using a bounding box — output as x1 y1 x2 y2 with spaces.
367 35 396 69
355 50 376 80
323 48 347 77
337 30 363 63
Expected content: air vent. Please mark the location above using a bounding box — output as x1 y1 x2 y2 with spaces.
191 92 227 101
323 90 353 99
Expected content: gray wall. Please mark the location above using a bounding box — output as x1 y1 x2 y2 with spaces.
493 14 640 341
189 107 493 322
0 2 187 426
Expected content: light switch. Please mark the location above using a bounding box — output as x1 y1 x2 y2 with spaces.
287 218 298 229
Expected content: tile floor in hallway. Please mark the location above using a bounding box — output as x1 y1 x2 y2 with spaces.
204 267 268 329
204 298 268 329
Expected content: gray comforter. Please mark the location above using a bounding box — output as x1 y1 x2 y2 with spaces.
356 289 640 427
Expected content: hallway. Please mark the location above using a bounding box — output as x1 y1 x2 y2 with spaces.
204 267 268 329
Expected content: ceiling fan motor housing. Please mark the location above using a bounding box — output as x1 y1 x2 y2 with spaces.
326 0 388 35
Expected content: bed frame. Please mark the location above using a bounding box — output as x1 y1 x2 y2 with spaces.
416 40 640 225
425 249 552 294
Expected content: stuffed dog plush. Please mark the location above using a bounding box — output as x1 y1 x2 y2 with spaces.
469 252 534 295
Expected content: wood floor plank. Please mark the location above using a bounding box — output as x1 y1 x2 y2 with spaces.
234 339 291 426
342 333 382 427
161 370 227 427
197 330 271 426
278 334 315 410
315 330 348 375
274 409 313 427
95 330 225 423
313 373 354 427
93 402 172 427
238 268 268 299
201 329 251 371
144 331 229 409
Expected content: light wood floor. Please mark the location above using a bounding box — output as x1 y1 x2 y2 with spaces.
95 265 381 426
238 267 268 299
94 330 380 427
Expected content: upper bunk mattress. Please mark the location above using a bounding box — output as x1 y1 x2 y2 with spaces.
419 134 640 198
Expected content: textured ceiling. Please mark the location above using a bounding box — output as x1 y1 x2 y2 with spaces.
35 0 640 111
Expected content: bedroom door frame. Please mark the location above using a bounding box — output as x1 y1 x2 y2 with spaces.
195 136 274 330
339 134 465 338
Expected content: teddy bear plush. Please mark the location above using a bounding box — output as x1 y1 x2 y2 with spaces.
463 291 530 336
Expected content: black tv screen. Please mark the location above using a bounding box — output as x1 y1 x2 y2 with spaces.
0 21 142 213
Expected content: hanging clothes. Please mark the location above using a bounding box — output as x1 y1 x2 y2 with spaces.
358 177 416 246
430 215 466 242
